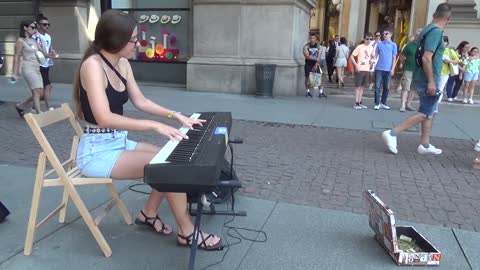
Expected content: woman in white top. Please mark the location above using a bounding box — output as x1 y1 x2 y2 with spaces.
334 37 349 88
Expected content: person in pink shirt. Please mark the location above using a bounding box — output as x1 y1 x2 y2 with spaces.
350 33 375 109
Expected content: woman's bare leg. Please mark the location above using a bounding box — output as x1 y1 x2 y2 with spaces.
32 88 43 113
110 142 220 246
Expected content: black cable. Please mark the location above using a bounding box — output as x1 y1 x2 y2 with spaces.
128 182 151 195
199 142 267 270
199 194 267 270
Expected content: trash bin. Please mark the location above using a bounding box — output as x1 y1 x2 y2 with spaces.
255 63 276 97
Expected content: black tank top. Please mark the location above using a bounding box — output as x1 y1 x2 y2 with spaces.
305 43 319 65
80 53 129 125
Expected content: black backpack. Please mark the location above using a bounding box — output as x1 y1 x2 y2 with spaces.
415 26 442 67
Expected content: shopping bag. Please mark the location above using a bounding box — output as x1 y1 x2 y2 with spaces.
308 71 322 88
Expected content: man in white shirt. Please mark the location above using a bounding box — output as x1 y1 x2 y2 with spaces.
34 14 56 110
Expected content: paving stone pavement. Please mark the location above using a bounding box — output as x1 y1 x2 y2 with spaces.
1 102 480 232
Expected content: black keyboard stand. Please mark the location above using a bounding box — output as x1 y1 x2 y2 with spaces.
186 139 246 270
188 140 247 217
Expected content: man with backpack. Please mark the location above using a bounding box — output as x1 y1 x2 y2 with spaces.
382 3 451 155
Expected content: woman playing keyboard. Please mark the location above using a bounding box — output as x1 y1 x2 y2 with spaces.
72 10 223 251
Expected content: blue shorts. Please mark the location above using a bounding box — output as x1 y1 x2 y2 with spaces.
76 131 138 178
416 82 440 118
464 72 479 82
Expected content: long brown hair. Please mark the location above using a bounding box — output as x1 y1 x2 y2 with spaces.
73 9 137 119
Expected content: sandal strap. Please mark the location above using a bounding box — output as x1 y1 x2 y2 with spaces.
139 210 166 233
198 232 215 248
178 232 194 245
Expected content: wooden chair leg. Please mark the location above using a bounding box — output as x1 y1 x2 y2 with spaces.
65 183 112 257
105 183 133 225
58 188 69 223
24 153 46 256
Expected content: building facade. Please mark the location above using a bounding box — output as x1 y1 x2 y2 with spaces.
310 0 480 50
0 0 479 96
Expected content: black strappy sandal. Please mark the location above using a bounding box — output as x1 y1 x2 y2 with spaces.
15 105 25 118
177 230 224 251
134 210 172 236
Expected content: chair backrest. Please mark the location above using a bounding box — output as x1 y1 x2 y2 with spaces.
24 103 84 179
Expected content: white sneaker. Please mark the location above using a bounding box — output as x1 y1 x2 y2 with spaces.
48 107 55 111
453 97 458 101
382 130 398 154
353 104 362 110
469 99 474 104
417 144 442 155
359 104 368 109
474 141 480 152
463 98 468 104
447 98 453 102
380 103 391 110
373 105 380 110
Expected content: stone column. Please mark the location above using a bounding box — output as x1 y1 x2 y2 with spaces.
447 0 478 19
40 0 100 83
444 0 480 47
187 0 317 96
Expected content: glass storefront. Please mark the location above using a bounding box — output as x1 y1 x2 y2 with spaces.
367 0 413 50
109 0 191 63
103 0 192 84
309 0 340 42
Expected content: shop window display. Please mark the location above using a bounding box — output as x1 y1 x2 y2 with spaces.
111 0 190 62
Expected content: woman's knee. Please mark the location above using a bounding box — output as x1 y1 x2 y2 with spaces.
32 88 43 96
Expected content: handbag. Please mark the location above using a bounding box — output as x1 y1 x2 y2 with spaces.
447 49 459 76
308 66 322 88
24 39 47 65
449 62 459 76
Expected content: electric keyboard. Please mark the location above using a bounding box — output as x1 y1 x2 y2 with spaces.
144 112 232 192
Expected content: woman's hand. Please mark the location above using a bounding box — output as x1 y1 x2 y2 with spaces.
175 113 206 129
154 122 189 141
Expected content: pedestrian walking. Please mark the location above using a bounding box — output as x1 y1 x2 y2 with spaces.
398 28 422 112
326 40 336 83
12 20 50 116
382 3 451 155
373 27 397 110
350 33 375 109
34 14 56 110
334 37 349 88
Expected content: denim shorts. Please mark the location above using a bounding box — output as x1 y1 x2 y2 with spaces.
464 71 479 82
76 131 138 178
416 81 440 118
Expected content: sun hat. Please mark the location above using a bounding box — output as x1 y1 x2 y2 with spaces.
171 15 182 24
149 14 160 23
139 15 149 23
160 15 171 24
